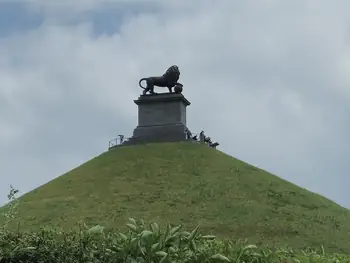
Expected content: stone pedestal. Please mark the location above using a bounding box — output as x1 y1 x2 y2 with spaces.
124 93 191 145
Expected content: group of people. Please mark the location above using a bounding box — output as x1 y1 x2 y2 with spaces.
111 131 219 149
185 129 219 149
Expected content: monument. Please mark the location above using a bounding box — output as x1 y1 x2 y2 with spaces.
109 65 219 148
121 65 191 146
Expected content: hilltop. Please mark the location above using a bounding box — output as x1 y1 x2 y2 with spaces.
1 142 350 253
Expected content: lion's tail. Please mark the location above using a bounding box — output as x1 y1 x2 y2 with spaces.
139 78 147 89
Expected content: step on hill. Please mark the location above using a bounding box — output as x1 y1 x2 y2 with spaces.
1 142 350 253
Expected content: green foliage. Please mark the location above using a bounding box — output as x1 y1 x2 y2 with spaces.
1 185 350 262
1 185 19 230
1 218 350 263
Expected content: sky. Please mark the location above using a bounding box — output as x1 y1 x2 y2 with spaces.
0 1 349 208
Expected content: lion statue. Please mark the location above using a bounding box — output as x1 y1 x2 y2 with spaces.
138 65 183 95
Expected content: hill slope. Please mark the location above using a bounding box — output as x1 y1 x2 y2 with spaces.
1 142 350 252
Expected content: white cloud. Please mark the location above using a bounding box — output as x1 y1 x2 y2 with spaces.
0 0 350 207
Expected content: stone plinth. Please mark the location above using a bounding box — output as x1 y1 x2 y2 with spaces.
125 93 191 145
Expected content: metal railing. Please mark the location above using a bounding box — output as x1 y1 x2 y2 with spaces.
108 135 131 149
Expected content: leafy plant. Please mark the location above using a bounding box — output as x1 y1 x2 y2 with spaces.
1 185 19 230
1 187 349 262
1 216 349 263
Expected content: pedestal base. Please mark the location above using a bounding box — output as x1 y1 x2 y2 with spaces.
121 92 191 146
135 123 187 140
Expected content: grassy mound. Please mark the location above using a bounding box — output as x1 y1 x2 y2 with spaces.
1 142 350 253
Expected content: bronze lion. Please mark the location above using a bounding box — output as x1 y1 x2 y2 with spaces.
139 65 183 95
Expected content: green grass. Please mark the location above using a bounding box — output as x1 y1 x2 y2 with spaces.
1 142 350 253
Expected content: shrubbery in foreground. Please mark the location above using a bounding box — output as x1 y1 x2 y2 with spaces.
1 187 350 262
1 218 350 263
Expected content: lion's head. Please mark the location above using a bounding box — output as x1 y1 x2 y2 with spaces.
163 65 180 82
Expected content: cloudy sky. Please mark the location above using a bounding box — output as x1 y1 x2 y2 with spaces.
0 1 349 208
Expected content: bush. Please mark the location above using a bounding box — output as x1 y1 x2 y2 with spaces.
1 218 350 263
1 187 349 262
